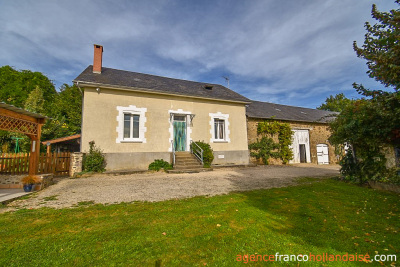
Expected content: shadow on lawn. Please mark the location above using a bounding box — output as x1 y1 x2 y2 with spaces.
233 177 400 256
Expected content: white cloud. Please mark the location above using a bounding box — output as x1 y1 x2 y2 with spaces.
0 0 397 106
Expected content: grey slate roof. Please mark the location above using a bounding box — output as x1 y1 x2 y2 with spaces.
73 66 250 103
246 100 338 123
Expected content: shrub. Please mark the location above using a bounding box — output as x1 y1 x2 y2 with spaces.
21 175 40 185
249 121 293 165
148 159 172 171
83 141 106 173
339 147 400 184
191 141 214 168
248 137 279 165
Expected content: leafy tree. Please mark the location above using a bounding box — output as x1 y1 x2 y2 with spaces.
353 1 400 90
0 65 56 111
329 1 400 183
351 1 400 147
24 86 45 114
0 66 82 151
317 93 354 112
41 84 82 141
51 84 82 135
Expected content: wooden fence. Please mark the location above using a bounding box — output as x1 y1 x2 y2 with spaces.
0 152 71 176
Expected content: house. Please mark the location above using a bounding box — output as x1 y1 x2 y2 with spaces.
246 101 338 165
73 45 250 171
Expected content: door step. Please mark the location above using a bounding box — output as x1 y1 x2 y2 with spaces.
172 152 212 173
167 168 213 174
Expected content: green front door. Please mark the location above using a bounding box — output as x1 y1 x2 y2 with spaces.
173 120 187 152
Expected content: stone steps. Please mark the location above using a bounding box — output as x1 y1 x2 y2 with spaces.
170 152 212 173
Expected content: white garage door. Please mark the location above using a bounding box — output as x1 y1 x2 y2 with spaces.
317 144 329 164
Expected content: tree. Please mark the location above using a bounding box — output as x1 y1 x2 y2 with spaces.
317 93 354 112
24 86 45 114
329 2 400 183
52 84 82 135
0 65 82 151
40 84 82 141
351 1 400 147
0 65 56 110
353 1 400 90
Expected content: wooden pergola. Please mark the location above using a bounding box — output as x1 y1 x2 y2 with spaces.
0 102 46 175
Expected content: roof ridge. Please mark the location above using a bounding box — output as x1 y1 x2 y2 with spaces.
91 65 227 88
250 100 333 113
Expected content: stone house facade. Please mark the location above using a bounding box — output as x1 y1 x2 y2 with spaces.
246 101 338 165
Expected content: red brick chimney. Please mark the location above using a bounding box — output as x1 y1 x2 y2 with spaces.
93 44 103 74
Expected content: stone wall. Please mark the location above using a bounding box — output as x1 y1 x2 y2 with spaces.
0 175 24 189
69 152 83 177
382 146 400 169
247 118 338 165
0 173 54 189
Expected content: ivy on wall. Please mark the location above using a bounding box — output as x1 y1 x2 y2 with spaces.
249 121 293 164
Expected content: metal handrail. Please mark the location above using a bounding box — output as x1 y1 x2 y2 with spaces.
190 140 203 165
171 140 175 166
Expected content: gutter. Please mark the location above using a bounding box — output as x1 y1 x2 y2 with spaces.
73 80 251 105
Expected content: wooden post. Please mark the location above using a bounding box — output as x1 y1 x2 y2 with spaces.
28 136 37 176
28 122 43 176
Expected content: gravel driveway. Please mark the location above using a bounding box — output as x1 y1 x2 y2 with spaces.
5 164 339 210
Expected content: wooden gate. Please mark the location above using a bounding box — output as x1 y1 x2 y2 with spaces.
0 152 70 176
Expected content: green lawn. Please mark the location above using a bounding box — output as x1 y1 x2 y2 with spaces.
0 178 399 266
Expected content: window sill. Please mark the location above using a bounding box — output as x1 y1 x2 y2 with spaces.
120 140 144 143
212 140 229 143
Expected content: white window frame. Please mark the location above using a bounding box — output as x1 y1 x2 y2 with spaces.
209 112 230 143
116 105 147 143
214 119 225 141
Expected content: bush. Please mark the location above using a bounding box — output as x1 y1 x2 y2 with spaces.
148 159 172 171
249 121 293 165
21 175 40 185
191 141 214 168
83 141 105 173
339 147 400 184
248 137 279 165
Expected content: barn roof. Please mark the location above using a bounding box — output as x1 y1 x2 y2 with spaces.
246 100 337 123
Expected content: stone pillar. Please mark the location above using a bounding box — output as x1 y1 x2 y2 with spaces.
70 152 83 177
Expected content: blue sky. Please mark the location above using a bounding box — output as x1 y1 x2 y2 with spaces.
0 0 398 108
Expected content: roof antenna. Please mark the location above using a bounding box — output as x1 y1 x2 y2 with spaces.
222 76 230 88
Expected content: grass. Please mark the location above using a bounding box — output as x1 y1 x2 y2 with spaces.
0 178 399 266
43 195 58 201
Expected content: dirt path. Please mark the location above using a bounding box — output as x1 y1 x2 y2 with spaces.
4 164 339 211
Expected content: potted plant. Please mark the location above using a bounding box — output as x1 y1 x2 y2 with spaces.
21 175 40 192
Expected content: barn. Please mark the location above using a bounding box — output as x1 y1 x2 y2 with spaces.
246 100 338 165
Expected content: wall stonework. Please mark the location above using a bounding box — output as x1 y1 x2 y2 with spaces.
70 152 83 177
0 173 54 189
247 118 337 165
0 175 24 188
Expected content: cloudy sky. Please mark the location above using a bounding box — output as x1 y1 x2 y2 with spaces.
0 0 397 108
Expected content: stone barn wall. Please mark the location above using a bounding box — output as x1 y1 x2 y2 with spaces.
247 118 337 165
